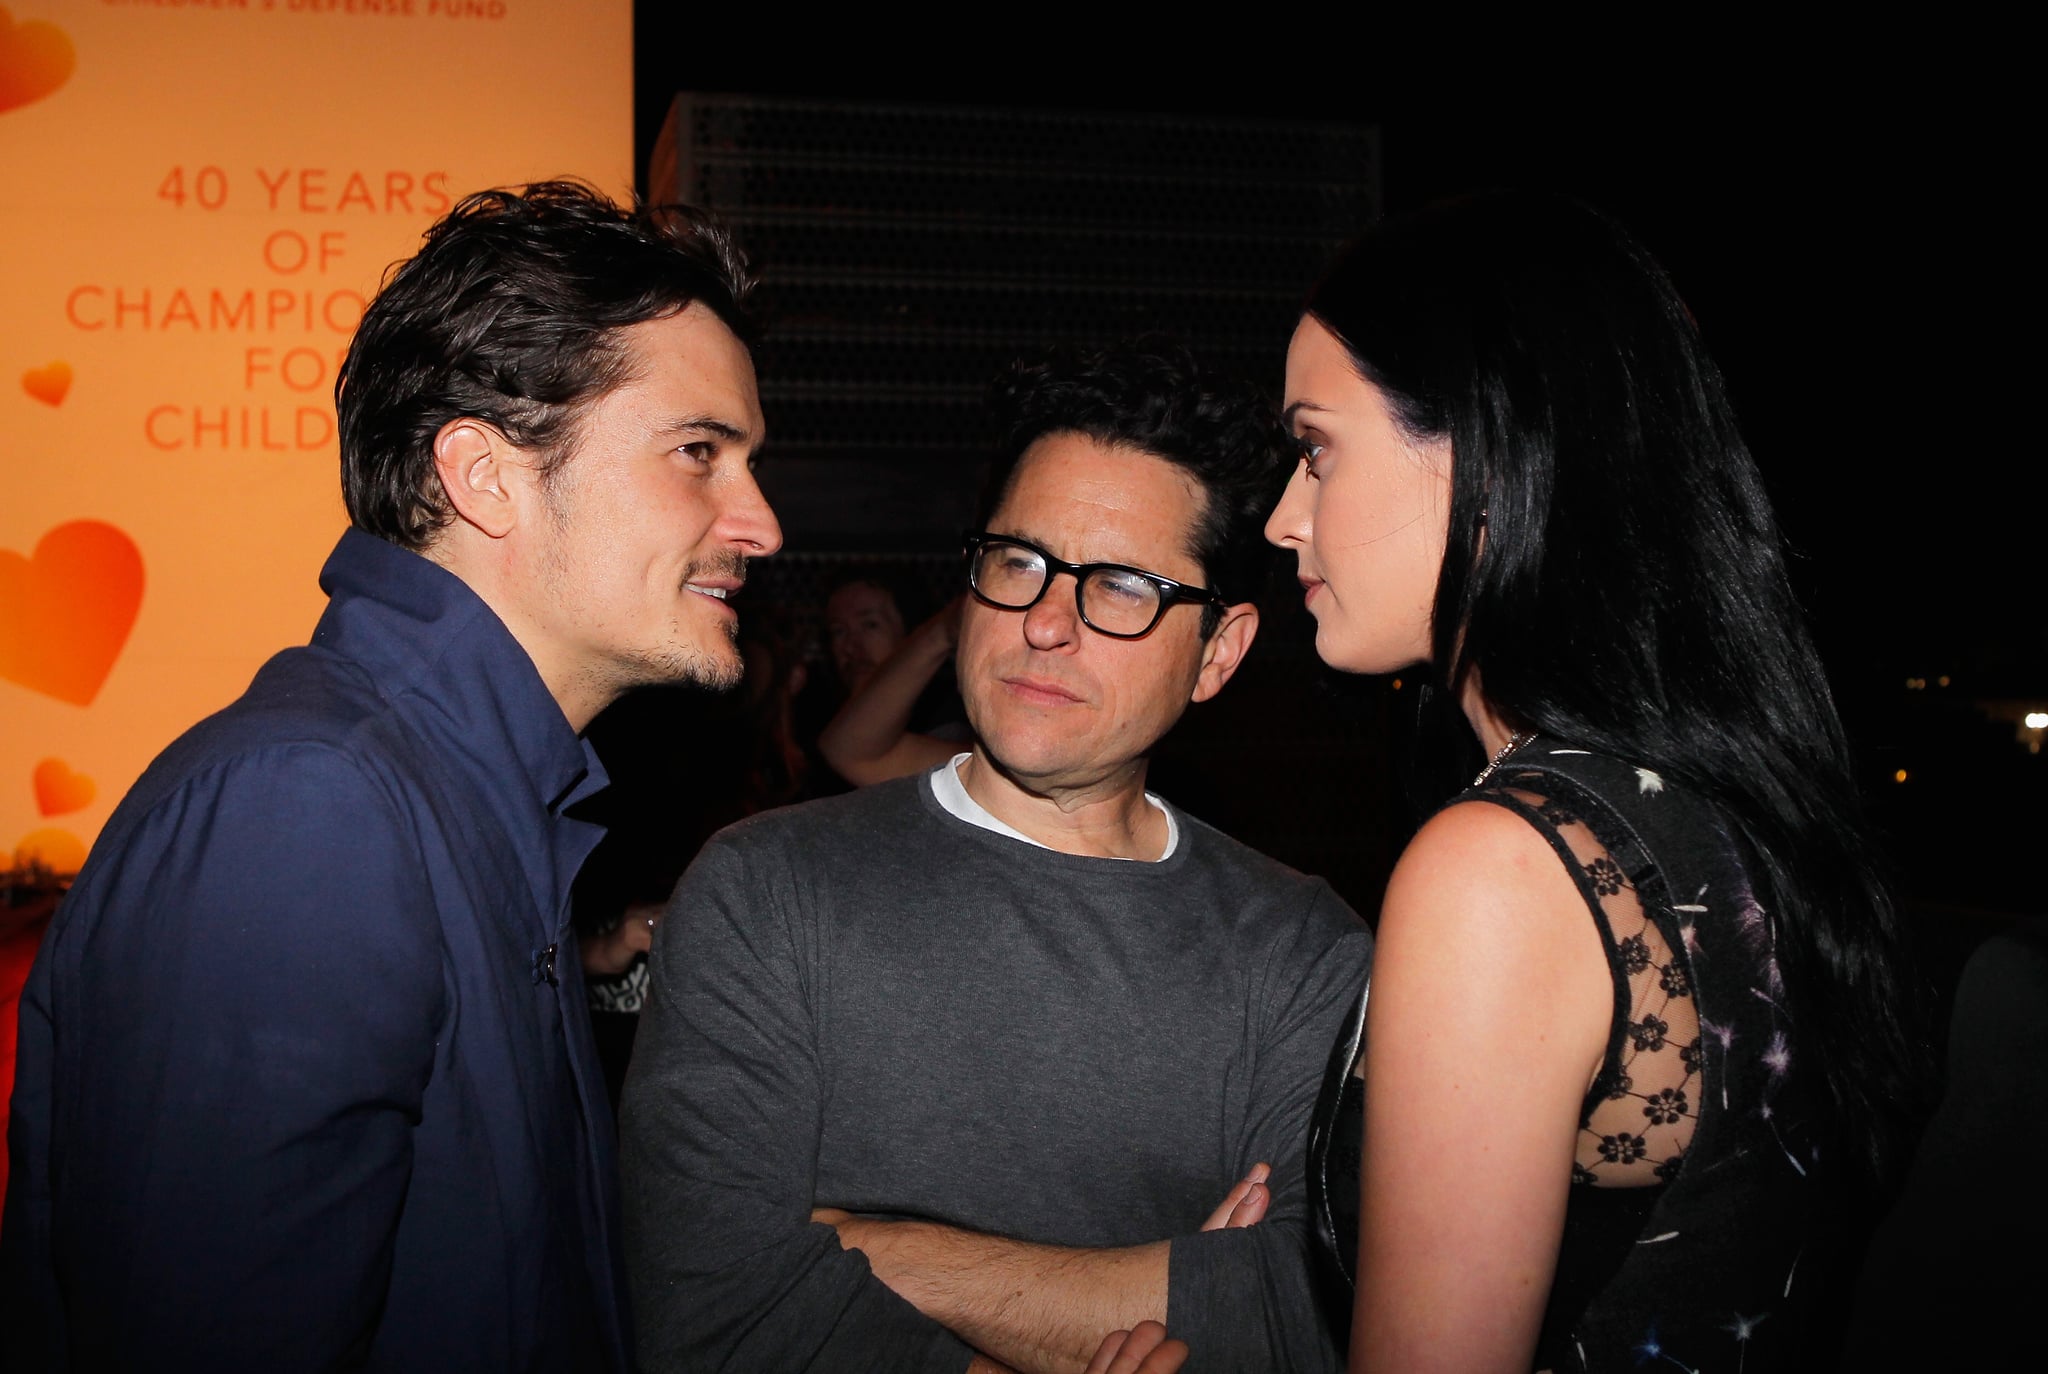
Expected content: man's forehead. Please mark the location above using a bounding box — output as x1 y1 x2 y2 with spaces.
615 307 764 437
827 582 898 617
992 437 1206 574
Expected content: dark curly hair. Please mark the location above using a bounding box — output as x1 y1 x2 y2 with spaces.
337 180 755 550
978 342 1294 634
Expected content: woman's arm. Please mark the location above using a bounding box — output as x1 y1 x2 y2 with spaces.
818 596 967 786
1350 800 1613 1374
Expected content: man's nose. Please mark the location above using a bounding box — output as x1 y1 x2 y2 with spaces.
1021 574 1081 651
723 466 783 558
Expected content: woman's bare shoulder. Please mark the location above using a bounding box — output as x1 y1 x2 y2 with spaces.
1376 798 1609 1015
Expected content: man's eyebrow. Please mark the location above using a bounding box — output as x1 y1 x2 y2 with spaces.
990 526 1051 552
995 529 1120 569
653 415 756 445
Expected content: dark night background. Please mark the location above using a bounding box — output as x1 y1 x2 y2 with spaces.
618 36 2039 974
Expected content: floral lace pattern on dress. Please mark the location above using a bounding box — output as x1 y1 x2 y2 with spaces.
1442 745 1817 1373
1497 779 1701 1189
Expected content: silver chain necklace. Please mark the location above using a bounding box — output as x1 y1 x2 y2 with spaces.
1471 730 1534 788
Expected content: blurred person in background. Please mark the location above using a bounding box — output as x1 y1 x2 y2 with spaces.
575 606 816 1111
813 571 973 787
818 589 975 785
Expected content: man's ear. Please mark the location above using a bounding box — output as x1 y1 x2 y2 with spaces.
432 418 527 540
1190 602 1259 704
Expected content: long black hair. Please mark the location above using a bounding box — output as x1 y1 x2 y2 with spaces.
1307 191 1925 1189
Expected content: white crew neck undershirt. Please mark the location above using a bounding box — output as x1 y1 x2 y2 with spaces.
927 753 1180 862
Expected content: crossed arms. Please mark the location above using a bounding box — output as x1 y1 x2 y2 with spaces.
814 1169 1271 1373
618 826 1367 1372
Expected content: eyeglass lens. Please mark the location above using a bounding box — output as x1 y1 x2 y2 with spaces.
970 541 1164 637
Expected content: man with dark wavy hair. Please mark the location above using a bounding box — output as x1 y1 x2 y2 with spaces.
3 182 779 1371
622 345 1372 1373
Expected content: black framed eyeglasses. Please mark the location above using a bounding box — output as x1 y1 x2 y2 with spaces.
962 532 1226 640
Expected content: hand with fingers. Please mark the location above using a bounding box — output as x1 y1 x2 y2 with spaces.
1073 1165 1269 1374
580 899 663 977
1086 1320 1189 1374
1202 1160 1272 1231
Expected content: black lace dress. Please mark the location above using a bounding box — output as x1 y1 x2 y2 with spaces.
1307 739 1825 1371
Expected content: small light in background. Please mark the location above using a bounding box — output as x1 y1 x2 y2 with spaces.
1894 769 1910 783
1938 675 1952 688
1984 704 2046 754
1390 677 1403 691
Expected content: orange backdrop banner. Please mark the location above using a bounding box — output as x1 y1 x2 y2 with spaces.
0 0 633 871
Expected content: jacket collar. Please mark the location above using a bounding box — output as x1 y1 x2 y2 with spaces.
309 527 606 819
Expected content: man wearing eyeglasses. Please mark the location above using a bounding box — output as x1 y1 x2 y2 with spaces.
620 345 1373 1373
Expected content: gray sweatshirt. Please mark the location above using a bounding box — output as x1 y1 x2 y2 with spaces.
620 772 1372 1372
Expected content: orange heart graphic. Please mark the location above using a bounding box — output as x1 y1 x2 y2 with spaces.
32 758 94 816
0 521 145 707
12 827 86 876
22 360 69 406
0 7 75 115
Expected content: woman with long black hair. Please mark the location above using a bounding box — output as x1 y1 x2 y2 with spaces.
1265 192 1925 1372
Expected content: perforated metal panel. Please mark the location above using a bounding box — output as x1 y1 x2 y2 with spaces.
650 93 1380 552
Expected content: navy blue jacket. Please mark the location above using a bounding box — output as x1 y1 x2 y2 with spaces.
3 530 628 1371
